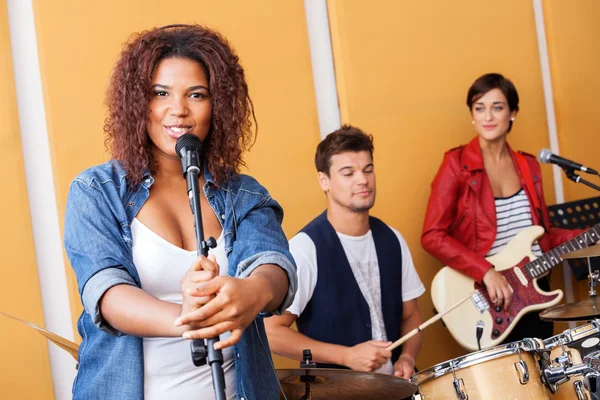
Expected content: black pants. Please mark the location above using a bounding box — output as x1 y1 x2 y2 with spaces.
503 275 554 343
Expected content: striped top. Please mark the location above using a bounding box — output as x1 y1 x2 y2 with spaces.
486 188 543 257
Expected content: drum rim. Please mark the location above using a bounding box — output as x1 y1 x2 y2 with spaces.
411 338 543 386
543 320 600 350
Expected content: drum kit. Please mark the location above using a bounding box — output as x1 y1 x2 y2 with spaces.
409 246 600 400
278 246 600 399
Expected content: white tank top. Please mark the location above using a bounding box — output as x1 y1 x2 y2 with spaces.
131 218 236 400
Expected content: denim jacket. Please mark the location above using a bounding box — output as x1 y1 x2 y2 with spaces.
64 160 297 400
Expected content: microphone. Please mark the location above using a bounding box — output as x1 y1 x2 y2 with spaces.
538 148 598 175
176 133 202 211
175 134 226 400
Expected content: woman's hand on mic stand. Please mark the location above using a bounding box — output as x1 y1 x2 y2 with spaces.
175 264 288 350
180 255 220 317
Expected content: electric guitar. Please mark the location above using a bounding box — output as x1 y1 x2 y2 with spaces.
431 224 600 351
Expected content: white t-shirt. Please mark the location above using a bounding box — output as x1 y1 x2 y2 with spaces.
287 225 425 374
132 218 236 400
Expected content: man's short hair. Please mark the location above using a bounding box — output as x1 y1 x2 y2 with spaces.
315 125 374 175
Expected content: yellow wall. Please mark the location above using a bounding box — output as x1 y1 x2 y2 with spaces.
327 0 563 368
12 0 599 396
0 1 54 397
543 0 600 301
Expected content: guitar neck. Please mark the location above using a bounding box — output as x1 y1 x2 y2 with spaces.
526 224 600 278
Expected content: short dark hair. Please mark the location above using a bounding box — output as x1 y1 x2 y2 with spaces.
315 125 374 175
467 73 519 132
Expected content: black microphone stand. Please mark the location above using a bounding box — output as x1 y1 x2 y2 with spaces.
186 167 226 400
562 166 600 192
188 169 226 400
188 166 227 400
176 134 226 400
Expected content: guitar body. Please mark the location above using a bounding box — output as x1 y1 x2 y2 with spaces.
431 225 563 351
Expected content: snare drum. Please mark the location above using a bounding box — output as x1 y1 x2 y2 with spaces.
411 339 548 399
543 320 600 399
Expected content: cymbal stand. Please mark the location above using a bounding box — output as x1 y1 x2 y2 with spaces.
588 268 599 298
299 349 316 400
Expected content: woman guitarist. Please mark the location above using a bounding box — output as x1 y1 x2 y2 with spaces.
421 73 582 342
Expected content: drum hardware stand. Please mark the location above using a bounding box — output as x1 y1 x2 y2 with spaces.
554 345 574 370
543 350 600 395
300 349 316 369
514 346 530 385
585 374 600 400
543 362 587 393
548 333 574 372
540 344 572 395
533 336 561 392
449 362 467 400
297 349 317 400
584 352 600 400
587 269 599 298
573 380 589 400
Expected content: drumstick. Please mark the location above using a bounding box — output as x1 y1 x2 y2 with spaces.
387 290 477 351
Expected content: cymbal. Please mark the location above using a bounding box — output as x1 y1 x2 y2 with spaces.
562 245 600 260
277 368 417 399
540 296 600 321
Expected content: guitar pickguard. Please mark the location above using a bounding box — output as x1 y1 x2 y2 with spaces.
475 256 561 340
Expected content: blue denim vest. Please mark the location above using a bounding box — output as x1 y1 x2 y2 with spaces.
296 211 403 367
64 160 297 400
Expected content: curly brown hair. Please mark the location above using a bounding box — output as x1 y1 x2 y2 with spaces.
104 24 256 186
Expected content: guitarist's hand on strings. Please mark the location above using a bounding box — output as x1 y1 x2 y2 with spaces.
483 268 513 311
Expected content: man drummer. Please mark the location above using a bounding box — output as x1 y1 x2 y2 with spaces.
265 125 425 379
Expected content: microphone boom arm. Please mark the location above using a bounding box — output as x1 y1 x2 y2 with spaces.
562 166 600 192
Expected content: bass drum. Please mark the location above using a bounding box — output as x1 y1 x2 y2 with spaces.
411 339 548 399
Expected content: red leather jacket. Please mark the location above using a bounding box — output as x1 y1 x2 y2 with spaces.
421 137 577 282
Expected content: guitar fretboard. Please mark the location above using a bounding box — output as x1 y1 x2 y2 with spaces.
526 224 600 278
